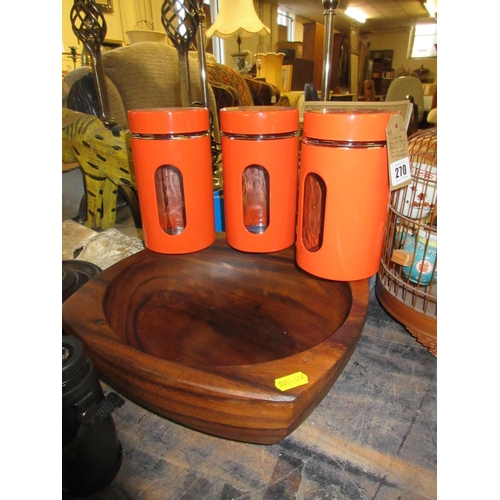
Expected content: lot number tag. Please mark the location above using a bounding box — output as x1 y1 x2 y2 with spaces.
275 371 309 391
386 113 412 191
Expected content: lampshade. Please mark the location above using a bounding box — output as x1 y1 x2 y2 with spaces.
206 0 270 39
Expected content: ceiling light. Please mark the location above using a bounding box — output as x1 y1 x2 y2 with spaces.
424 0 437 18
344 7 367 24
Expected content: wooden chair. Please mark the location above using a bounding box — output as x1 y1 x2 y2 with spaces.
363 80 376 101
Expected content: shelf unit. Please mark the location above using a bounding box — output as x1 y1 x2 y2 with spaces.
369 50 394 97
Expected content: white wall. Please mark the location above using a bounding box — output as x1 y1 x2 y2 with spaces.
364 27 437 82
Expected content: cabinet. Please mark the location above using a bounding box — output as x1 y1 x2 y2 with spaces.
283 59 314 91
349 25 359 97
303 22 345 93
275 41 303 60
276 41 313 90
303 22 324 91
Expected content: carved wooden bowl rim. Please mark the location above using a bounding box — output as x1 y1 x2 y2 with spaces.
62 237 370 443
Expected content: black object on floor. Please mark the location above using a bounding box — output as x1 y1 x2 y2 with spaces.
62 260 101 303
62 335 124 497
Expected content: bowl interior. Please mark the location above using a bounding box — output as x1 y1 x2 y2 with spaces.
103 248 352 367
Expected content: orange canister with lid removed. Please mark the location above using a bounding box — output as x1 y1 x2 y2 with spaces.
296 109 394 281
220 106 299 253
128 107 215 254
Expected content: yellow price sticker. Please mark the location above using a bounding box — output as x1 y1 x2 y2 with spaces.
275 371 309 392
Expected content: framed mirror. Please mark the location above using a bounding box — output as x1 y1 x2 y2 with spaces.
95 0 113 12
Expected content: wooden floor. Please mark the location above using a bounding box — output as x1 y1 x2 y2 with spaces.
68 288 436 500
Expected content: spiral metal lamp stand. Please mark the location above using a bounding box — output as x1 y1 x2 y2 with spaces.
194 0 209 108
70 0 115 127
161 0 199 107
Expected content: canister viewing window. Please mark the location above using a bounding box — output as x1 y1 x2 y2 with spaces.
154 165 186 235
302 173 326 252
242 165 269 234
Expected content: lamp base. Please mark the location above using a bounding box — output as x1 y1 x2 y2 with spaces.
231 52 249 73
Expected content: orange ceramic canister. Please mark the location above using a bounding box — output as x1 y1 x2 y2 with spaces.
296 110 394 281
220 106 299 253
128 107 215 254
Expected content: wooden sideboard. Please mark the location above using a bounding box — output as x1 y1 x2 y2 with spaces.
303 22 325 91
302 22 348 93
282 59 314 91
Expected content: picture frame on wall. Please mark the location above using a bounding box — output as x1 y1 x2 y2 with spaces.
96 0 113 12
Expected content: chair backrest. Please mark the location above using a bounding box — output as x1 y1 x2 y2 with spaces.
65 42 220 134
386 76 425 125
363 80 376 101
205 62 254 107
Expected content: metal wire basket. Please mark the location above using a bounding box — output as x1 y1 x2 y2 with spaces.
376 127 437 355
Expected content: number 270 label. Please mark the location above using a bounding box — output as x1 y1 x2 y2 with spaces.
390 157 412 188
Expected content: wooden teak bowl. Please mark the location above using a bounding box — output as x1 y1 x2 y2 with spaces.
62 238 369 444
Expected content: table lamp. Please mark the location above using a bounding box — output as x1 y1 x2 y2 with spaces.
206 0 270 73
